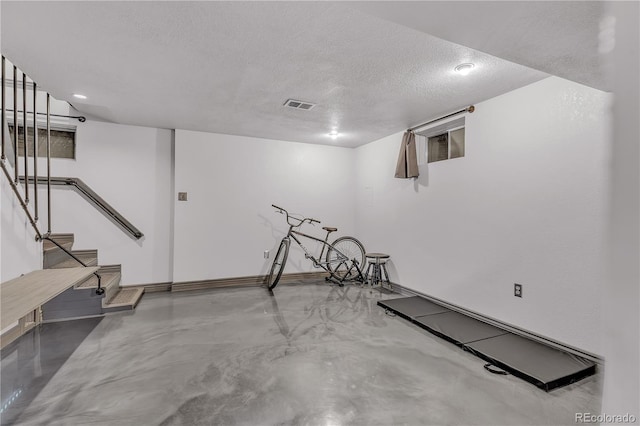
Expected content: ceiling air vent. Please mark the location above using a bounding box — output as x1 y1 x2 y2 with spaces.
284 99 316 111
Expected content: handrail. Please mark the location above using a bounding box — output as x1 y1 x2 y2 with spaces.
5 109 86 122
21 176 144 240
42 235 104 295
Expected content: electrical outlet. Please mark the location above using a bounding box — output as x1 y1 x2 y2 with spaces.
178 192 188 201
514 283 523 298
264 250 269 259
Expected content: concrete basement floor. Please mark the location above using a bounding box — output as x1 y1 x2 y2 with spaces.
1 280 601 425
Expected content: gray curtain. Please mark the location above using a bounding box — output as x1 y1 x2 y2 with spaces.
394 131 419 178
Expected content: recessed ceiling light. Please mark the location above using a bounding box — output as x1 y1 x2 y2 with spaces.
328 130 340 140
73 93 87 100
454 63 475 76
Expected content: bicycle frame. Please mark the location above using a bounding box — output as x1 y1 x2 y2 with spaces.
288 228 339 270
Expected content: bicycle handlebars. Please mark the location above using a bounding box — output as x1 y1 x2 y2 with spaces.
272 204 320 227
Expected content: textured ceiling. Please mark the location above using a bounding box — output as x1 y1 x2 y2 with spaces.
1 1 603 148
352 1 606 92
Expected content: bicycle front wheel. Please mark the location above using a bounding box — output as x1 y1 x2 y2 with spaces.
267 238 289 290
325 236 366 280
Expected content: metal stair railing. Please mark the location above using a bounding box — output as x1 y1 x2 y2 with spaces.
1 56 46 241
2 55 144 245
2 55 107 296
20 176 144 240
4 109 86 122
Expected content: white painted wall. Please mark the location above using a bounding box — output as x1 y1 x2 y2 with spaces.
1 163 42 283
602 1 639 419
1 113 42 282
354 76 610 355
173 130 355 283
35 120 174 286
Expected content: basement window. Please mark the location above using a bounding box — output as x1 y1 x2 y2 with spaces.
417 117 465 163
9 125 76 159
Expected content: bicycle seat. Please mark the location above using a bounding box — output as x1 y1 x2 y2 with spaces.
323 227 337 233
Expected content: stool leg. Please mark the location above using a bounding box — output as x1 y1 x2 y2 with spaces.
365 263 373 287
373 264 381 287
381 264 390 289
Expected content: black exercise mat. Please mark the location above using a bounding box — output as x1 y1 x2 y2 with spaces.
377 296 449 321
466 333 596 391
414 311 509 346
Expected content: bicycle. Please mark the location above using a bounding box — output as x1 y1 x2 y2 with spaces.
267 204 366 291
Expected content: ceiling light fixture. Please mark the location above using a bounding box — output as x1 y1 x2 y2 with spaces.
328 130 340 140
454 63 475 76
73 93 87 100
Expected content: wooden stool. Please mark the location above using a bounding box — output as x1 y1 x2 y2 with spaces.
364 253 391 289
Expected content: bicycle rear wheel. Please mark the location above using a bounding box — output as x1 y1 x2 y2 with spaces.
325 236 366 281
267 238 289 290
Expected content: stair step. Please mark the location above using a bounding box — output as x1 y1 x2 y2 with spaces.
43 240 73 253
75 265 121 287
43 234 76 269
43 243 76 268
43 233 74 251
103 287 144 313
49 250 98 269
75 270 120 291
96 264 122 275
76 269 122 306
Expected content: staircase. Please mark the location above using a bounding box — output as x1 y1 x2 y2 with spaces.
0 58 147 347
41 233 144 321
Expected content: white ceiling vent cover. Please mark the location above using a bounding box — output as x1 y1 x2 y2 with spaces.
284 99 316 111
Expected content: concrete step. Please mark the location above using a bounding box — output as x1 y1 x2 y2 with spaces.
103 287 144 313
